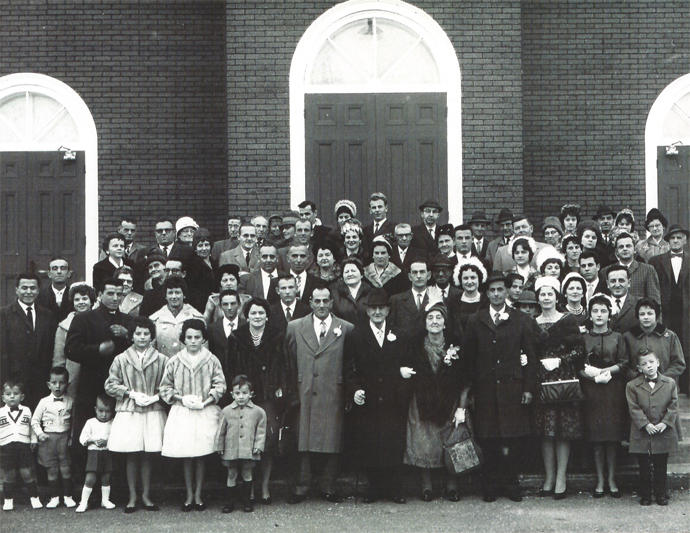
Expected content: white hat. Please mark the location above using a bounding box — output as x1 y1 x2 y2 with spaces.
175 216 199 234
535 246 565 272
534 275 560 294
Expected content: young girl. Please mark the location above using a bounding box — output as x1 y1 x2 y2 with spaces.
159 318 226 512
105 316 169 513
76 394 116 513
580 295 628 498
216 375 266 513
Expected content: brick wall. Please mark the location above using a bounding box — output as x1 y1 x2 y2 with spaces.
0 0 228 245
226 0 524 227
522 1 690 233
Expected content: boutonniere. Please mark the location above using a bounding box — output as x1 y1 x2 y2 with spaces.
334 325 342 337
495 311 510 325
387 331 397 342
444 345 460 366
663 331 670 338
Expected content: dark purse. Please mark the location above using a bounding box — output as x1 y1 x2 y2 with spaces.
441 414 484 476
539 378 584 403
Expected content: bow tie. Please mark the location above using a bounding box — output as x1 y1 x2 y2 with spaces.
9 406 20 412
670 252 683 257
53 397 64 402
645 376 658 383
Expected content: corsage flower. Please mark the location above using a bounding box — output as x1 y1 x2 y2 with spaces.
444 345 460 366
387 331 397 342
334 326 342 337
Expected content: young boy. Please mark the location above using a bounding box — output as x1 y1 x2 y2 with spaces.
515 290 540 318
626 349 679 506
77 394 116 512
31 366 76 508
505 273 524 308
0 381 42 511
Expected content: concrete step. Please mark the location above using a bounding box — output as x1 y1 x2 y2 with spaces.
669 441 690 464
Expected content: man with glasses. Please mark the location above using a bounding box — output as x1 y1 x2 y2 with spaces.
411 199 444 256
150 219 176 257
211 216 242 263
219 222 260 273
390 223 425 273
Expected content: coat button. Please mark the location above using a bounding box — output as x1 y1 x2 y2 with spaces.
493 340 496 344
379 397 383 401
496 380 500 384
314 374 318 377
497 360 500 364
240 435 243 438
313 391 317 396
240 425 243 428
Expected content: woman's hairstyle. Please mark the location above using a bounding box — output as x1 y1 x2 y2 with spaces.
511 237 536 261
371 236 392 256
314 240 339 258
218 264 240 283
614 208 635 232
128 316 157 341
561 273 586 301
576 220 603 246
101 232 125 252
192 228 212 251
243 297 271 320
231 374 253 391
179 318 208 342
558 204 581 227
561 234 581 252
588 293 613 315
635 297 661 318
114 265 134 279
69 283 96 304
163 275 188 295
340 218 364 237
341 257 364 276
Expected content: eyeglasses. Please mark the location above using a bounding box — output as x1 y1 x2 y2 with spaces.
164 268 183 274
155 228 174 234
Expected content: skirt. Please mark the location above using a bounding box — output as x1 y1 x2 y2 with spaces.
108 410 167 453
161 403 220 458
403 395 445 469
85 450 113 473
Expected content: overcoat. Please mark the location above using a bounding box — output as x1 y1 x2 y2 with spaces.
331 280 372 325
462 307 537 439
622 324 686 383
388 289 429 338
603 261 661 304
650 250 689 356
105 346 168 413
219 246 260 273
344 321 411 467
286 313 354 453
609 295 641 334
37 285 72 322
150 304 205 357
626 374 679 454
159 347 227 405
215 400 267 461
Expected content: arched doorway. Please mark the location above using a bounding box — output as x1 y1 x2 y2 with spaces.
290 0 462 226
645 73 690 229
0 73 97 303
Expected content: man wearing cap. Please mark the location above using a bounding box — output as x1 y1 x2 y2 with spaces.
603 232 660 304
411 199 444 256
486 209 514 266
649 224 690 387
211 216 242 263
266 213 283 246
344 288 409 504
636 208 671 262
389 260 431 336
219 222 260 273
462 271 537 502
430 254 461 301
492 216 551 272
468 211 492 259
274 211 300 249
363 193 396 248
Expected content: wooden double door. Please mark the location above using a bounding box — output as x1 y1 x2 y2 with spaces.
658 146 690 231
0 151 85 305
306 93 447 227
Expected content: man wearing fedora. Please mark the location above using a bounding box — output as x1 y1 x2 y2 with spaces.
411 198 444 256
637 208 671 262
649 224 690 392
593 204 616 244
468 210 492 259
486 209 514 266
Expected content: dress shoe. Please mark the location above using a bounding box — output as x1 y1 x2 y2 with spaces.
553 491 567 501
259 497 272 505
181 502 194 512
507 490 522 502
593 489 605 499
195 502 206 511
609 490 621 499
538 488 554 497
391 496 407 504
421 490 434 502
640 497 652 506
124 505 137 514
656 496 668 506
444 489 460 502
144 503 160 511
222 501 235 513
243 500 254 513
287 493 306 504
323 492 343 503
483 493 497 503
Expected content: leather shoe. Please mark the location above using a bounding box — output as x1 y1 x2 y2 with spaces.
144 503 160 511
323 492 343 503
640 497 652 506
593 489 605 499
609 490 621 499
444 489 460 502
483 493 497 503
195 502 206 511
181 502 194 512
656 496 668 506
421 490 434 502
287 493 306 504
391 496 407 504
507 490 522 502
538 488 554 497
554 491 567 501
124 505 137 514
222 501 235 513
259 497 272 505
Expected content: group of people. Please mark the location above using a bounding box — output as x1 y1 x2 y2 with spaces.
1 194 688 514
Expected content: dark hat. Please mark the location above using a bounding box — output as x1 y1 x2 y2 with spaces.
430 253 454 269
593 204 616 220
495 208 514 224
467 210 492 225
664 224 689 242
192 228 212 250
418 198 444 212
437 223 454 239
542 216 564 235
145 250 167 268
365 288 390 307
645 208 668 229
268 213 283 224
280 211 300 227
516 290 538 306
482 270 509 291
218 263 241 280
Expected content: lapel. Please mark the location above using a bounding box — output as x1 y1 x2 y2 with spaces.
177 347 211 374
479 308 497 332
13 302 33 332
297 314 321 354
315 315 342 356
361 322 384 351
404 290 426 315
628 260 639 276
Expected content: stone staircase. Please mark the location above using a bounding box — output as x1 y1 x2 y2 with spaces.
668 393 690 475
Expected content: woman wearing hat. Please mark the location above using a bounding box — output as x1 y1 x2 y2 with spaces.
202 264 251 324
186 228 218 313
542 217 564 252
364 236 404 295
436 224 456 259
168 216 198 263
338 219 369 264
402 297 469 502
536 247 566 283
636 208 670 262
533 276 586 499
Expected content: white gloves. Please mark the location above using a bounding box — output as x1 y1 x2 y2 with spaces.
453 408 466 427
400 367 416 379
541 358 561 372
520 354 528 367
594 371 612 384
181 395 204 410
584 364 601 378
354 390 365 406
129 392 160 406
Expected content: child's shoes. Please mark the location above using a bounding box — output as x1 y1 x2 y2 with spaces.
46 496 61 508
3 499 13 511
63 496 77 508
76 502 88 513
101 499 116 510
30 497 43 509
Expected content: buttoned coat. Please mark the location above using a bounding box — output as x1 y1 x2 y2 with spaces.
609 295 641 335
216 401 267 460
105 346 168 413
410 223 437 256
219 246 260 273
603 261 661 305
626 374 679 454
462 307 538 439
286 313 354 453
1 301 57 409
650 250 689 357
331 280 372 325
622 324 686 383
150 304 205 357
486 236 510 267
345 322 411 467
388 289 428 339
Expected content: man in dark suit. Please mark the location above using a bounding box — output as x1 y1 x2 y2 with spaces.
486 209 514 267
240 244 283 300
148 218 176 258
363 193 396 248
269 274 311 333
451 225 492 274
468 210 492 259
579 250 608 304
1 273 58 409
603 233 661 304
462 271 537 502
410 198 443 256
278 219 316 273
606 265 641 334
269 245 320 305
390 223 426 272
36 256 73 322
118 217 149 292
219 222 260 273
208 289 246 383
649 224 689 392
389 260 431 336
211 216 242 264
298 200 332 246
429 254 461 301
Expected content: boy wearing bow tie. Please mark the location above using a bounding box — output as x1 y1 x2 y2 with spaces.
31 366 76 509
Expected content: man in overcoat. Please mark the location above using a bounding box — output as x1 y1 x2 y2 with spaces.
462 271 537 502
345 289 410 504
285 286 354 503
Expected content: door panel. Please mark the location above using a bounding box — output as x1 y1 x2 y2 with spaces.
658 146 690 230
306 93 446 227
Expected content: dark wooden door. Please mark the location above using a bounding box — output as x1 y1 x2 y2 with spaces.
0 151 85 305
306 93 447 227
658 146 690 230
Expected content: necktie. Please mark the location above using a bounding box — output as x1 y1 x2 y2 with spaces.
494 311 500 324
53 397 64 402
645 376 658 383
295 275 302 296
163 245 169 256
319 321 327 344
285 307 292 321
671 252 683 257
228 321 235 336
615 298 621 314
126 244 132 255
416 293 423 310
26 306 34 331
245 252 251 269
374 222 380 234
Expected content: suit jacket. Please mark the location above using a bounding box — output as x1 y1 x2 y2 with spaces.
603 261 661 305
649 251 689 354
390 246 427 274
240 268 283 300
269 301 311 334
36 285 72 323
267 272 322 305
472 238 489 259
277 245 315 273
410 223 437 256
486 236 510 267
92 257 135 292
0 302 57 409
219 246 260 273
609 295 641 334
389 289 429 338
462 307 537 438
208 319 230 369
492 240 551 272
363 219 396 248
285 313 354 453
211 237 240 263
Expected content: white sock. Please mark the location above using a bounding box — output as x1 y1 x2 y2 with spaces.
80 486 93 505
101 485 111 502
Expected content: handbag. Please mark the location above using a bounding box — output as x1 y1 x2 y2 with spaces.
441 414 484 476
539 378 584 403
